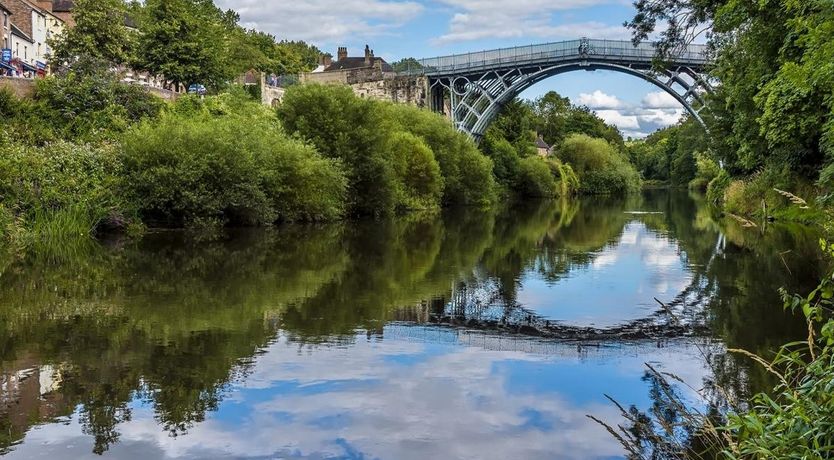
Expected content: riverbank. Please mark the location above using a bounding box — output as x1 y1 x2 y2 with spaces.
0 72 505 251
3 65 650 254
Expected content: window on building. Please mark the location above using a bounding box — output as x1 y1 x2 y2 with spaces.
24 46 27 60
3 13 7 27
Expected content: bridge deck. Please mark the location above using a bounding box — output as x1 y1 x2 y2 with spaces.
414 39 710 77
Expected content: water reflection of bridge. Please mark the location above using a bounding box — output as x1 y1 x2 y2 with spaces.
382 323 719 358
391 268 714 343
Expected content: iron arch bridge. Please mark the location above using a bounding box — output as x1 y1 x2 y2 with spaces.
412 38 714 141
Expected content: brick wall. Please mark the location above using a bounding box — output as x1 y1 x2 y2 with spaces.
3 0 33 37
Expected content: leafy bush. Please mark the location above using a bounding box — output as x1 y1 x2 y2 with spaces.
386 131 443 210
382 102 497 207
706 169 731 205
278 84 496 212
34 57 163 141
121 99 346 226
714 167 817 220
516 157 559 198
480 135 522 190
689 153 721 190
558 134 640 195
549 159 580 196
277 84 398 216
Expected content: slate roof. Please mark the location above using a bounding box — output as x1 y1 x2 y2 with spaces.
52 0 72 12
535 136 551 150
324 57 393 73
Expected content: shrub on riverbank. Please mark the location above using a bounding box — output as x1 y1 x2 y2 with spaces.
516 157 559 197
704 166 826 225
383 103 497 207
386 132 444 210
0 58 163 145
0 139 129 247
557 134 640 195
689 153 721 191
121 99 347 227
277 84 496 214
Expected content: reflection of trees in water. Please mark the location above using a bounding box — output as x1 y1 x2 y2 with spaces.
0 228 348 454
0 191 825 454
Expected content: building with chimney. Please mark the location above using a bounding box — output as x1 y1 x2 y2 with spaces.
301 44 394 85
323 45 393 73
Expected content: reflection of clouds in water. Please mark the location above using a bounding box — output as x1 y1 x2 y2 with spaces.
9 335 713 460
619 226 639 246
591 252 618 269
519 222 693 326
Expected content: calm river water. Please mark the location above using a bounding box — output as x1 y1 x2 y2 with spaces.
0 190 825 459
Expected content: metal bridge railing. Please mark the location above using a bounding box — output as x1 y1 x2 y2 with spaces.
407 39 710 76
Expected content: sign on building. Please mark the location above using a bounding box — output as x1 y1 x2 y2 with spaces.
1 49 11 63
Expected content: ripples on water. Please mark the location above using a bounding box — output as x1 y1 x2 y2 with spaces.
0 190 825 459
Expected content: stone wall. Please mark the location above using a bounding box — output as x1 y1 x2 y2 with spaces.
289 71 430 108
0 77 35 98
262 85 285 107
147 86 178 100
350 75 428 107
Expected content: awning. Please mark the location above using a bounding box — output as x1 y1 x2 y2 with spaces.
0 62 13 71
20 61 37 72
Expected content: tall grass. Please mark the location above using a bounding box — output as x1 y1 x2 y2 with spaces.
24 204 100 258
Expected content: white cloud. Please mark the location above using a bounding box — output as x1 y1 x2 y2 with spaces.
431 0 630 44
577 90 623 109
637 108 686 127
215 0 423 44
641 91 682 109
595 109 640 130
571 89 687 138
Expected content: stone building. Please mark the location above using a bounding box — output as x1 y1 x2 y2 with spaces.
302 45 394 85
535 135 552 157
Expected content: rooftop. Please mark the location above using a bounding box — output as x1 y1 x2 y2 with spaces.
324 57 393 72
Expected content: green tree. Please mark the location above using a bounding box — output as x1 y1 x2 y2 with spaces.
390 57 423 73
628 0 834 182
136 0 232 90
48 0 135 67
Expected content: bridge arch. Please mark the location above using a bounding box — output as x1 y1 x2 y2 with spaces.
417 39 714 141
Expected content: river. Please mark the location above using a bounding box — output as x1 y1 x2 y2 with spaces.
0 190 825 459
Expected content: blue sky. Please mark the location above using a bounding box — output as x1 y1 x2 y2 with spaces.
217 0 685 137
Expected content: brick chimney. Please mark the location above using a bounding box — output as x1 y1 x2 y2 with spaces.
364 44 371 66
337 47 347 61
320 54 332 67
